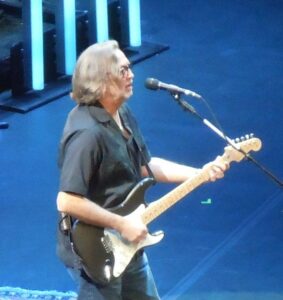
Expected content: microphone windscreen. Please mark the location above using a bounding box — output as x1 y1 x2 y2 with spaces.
145 78 159 90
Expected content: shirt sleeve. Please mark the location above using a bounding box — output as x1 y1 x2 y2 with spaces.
59 129 100 197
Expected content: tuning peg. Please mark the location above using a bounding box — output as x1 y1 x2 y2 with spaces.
235 137 240 143
250 133 254 138
245 134 250 139
240 136 245 141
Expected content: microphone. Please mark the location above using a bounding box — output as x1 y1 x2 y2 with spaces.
145 78 202 99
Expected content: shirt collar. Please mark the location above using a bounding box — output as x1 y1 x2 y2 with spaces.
85 103 132 134
86 103 112 123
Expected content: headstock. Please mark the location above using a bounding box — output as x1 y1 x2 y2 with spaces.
223 134 262 163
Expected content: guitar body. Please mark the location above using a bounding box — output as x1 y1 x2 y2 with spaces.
71 177 164 285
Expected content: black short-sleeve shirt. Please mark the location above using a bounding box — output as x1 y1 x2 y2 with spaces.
58 103 151 209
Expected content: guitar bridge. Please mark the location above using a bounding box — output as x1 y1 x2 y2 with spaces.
101 235 113 253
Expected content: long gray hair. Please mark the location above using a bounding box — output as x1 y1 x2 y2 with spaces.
71 40 121 104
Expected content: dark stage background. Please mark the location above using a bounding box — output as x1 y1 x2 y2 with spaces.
1 1 283 299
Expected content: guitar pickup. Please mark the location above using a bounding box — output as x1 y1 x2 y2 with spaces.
101 235 113 253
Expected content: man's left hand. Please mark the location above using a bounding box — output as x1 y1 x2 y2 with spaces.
202 156 229 182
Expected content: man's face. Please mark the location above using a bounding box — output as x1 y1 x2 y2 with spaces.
109 50 134 102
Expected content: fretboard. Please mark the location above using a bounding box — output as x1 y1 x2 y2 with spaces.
141 170 210 225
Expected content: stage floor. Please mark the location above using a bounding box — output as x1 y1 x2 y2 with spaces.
1 1 283 299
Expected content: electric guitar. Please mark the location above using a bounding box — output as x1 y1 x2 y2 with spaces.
70 136 262 284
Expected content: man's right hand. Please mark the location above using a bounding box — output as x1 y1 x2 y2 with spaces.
118 215 148 244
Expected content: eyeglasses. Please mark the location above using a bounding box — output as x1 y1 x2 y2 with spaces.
119 64 132 78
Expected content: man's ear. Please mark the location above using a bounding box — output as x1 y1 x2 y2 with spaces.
106 72 119 84
100 75 116 99
106 72 121 92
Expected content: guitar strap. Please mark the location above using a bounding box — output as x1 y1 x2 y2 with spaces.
132 136 156 183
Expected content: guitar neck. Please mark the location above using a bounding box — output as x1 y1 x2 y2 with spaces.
141 170 210 225
141 136 261 226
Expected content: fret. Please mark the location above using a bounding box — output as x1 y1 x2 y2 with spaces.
142 171 209 225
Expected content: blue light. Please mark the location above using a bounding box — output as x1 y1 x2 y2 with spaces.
96 0 109 42
30 0 44 90
63 0 76 75
128 0 141 47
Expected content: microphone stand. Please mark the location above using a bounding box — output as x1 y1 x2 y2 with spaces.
171 92 283 188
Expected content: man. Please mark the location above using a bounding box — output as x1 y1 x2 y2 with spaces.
56 40 228 299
